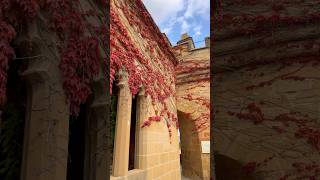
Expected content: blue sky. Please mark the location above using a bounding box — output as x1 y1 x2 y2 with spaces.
142 0 210 48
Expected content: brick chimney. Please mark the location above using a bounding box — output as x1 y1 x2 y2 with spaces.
205 37 210 48
176 33 195 50
172 33 196 59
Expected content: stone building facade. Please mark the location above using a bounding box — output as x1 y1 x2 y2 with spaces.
0 1 210 180
174 34 210 180
213 0 320 179
0 1 108 180
110 0 181 179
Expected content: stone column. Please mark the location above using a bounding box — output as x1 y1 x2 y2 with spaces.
84 106 108 180
20 59 70 180
112 72 132 176
135 87 148 169
84 77 109 180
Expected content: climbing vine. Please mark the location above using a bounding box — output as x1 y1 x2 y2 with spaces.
0 0 107 115
110 0 178 138
216 60 320 179
214 0 320 179
175 57 210 132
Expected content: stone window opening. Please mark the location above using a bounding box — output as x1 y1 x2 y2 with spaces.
111 72 146 179
67 103 87 180
0 53 27 180
110 81 119 174
128 96 137 170
66 76 110 180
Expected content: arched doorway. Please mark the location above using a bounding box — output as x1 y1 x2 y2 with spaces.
178 111 204 180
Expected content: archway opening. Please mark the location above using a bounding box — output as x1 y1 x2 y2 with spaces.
0 56 27 180
215 153 256 180
177 110 203 179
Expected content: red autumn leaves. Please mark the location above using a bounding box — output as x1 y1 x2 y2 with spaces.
279 162 320 180
0 0 107 115
228 102 320 177
59 37 100 115
110 0 178 138
141 116 161 128
228 102 319 151
0 21 15 105
228 102 264 124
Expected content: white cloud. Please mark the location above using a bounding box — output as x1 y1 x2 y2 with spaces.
142 0 209 44
142 0 185 26
181 20 190 34
162 27 172 34
193 25 202 36
184 0 210 19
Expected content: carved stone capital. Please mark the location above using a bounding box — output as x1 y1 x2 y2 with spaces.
138 86 145 96
21 61 50 84
117 69 129 88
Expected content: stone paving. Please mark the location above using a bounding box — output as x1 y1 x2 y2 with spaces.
181 164 192 180
181 175 192 180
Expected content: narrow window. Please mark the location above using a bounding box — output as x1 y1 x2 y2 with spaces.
110 83 118 174
0 58 27 180
67 104 87 180
128 96 137 170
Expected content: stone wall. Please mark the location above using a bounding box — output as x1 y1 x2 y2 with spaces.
136 95 181 180
214 62 320 179
213 0 320 179
110 0 181 179
12 1 108 180
175 34 210 180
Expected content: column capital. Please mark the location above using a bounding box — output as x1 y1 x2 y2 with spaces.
138 86 145 96
117 69 129 88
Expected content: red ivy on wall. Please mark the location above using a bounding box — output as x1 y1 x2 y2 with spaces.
0 21 15 105
110 0 178 138
227 102 320 178
176 58 210 132
215 0 320 179
0 0 107 115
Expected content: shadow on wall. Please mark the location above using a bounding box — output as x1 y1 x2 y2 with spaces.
178 111 204 180
215 153 257 180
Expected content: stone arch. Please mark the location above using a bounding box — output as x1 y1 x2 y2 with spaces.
213 129 270 180
177 110 204 180
215 153 256 180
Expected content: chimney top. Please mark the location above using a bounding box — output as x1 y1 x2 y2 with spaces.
181 33 190 40
205 37 210 48
176 33 195 50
